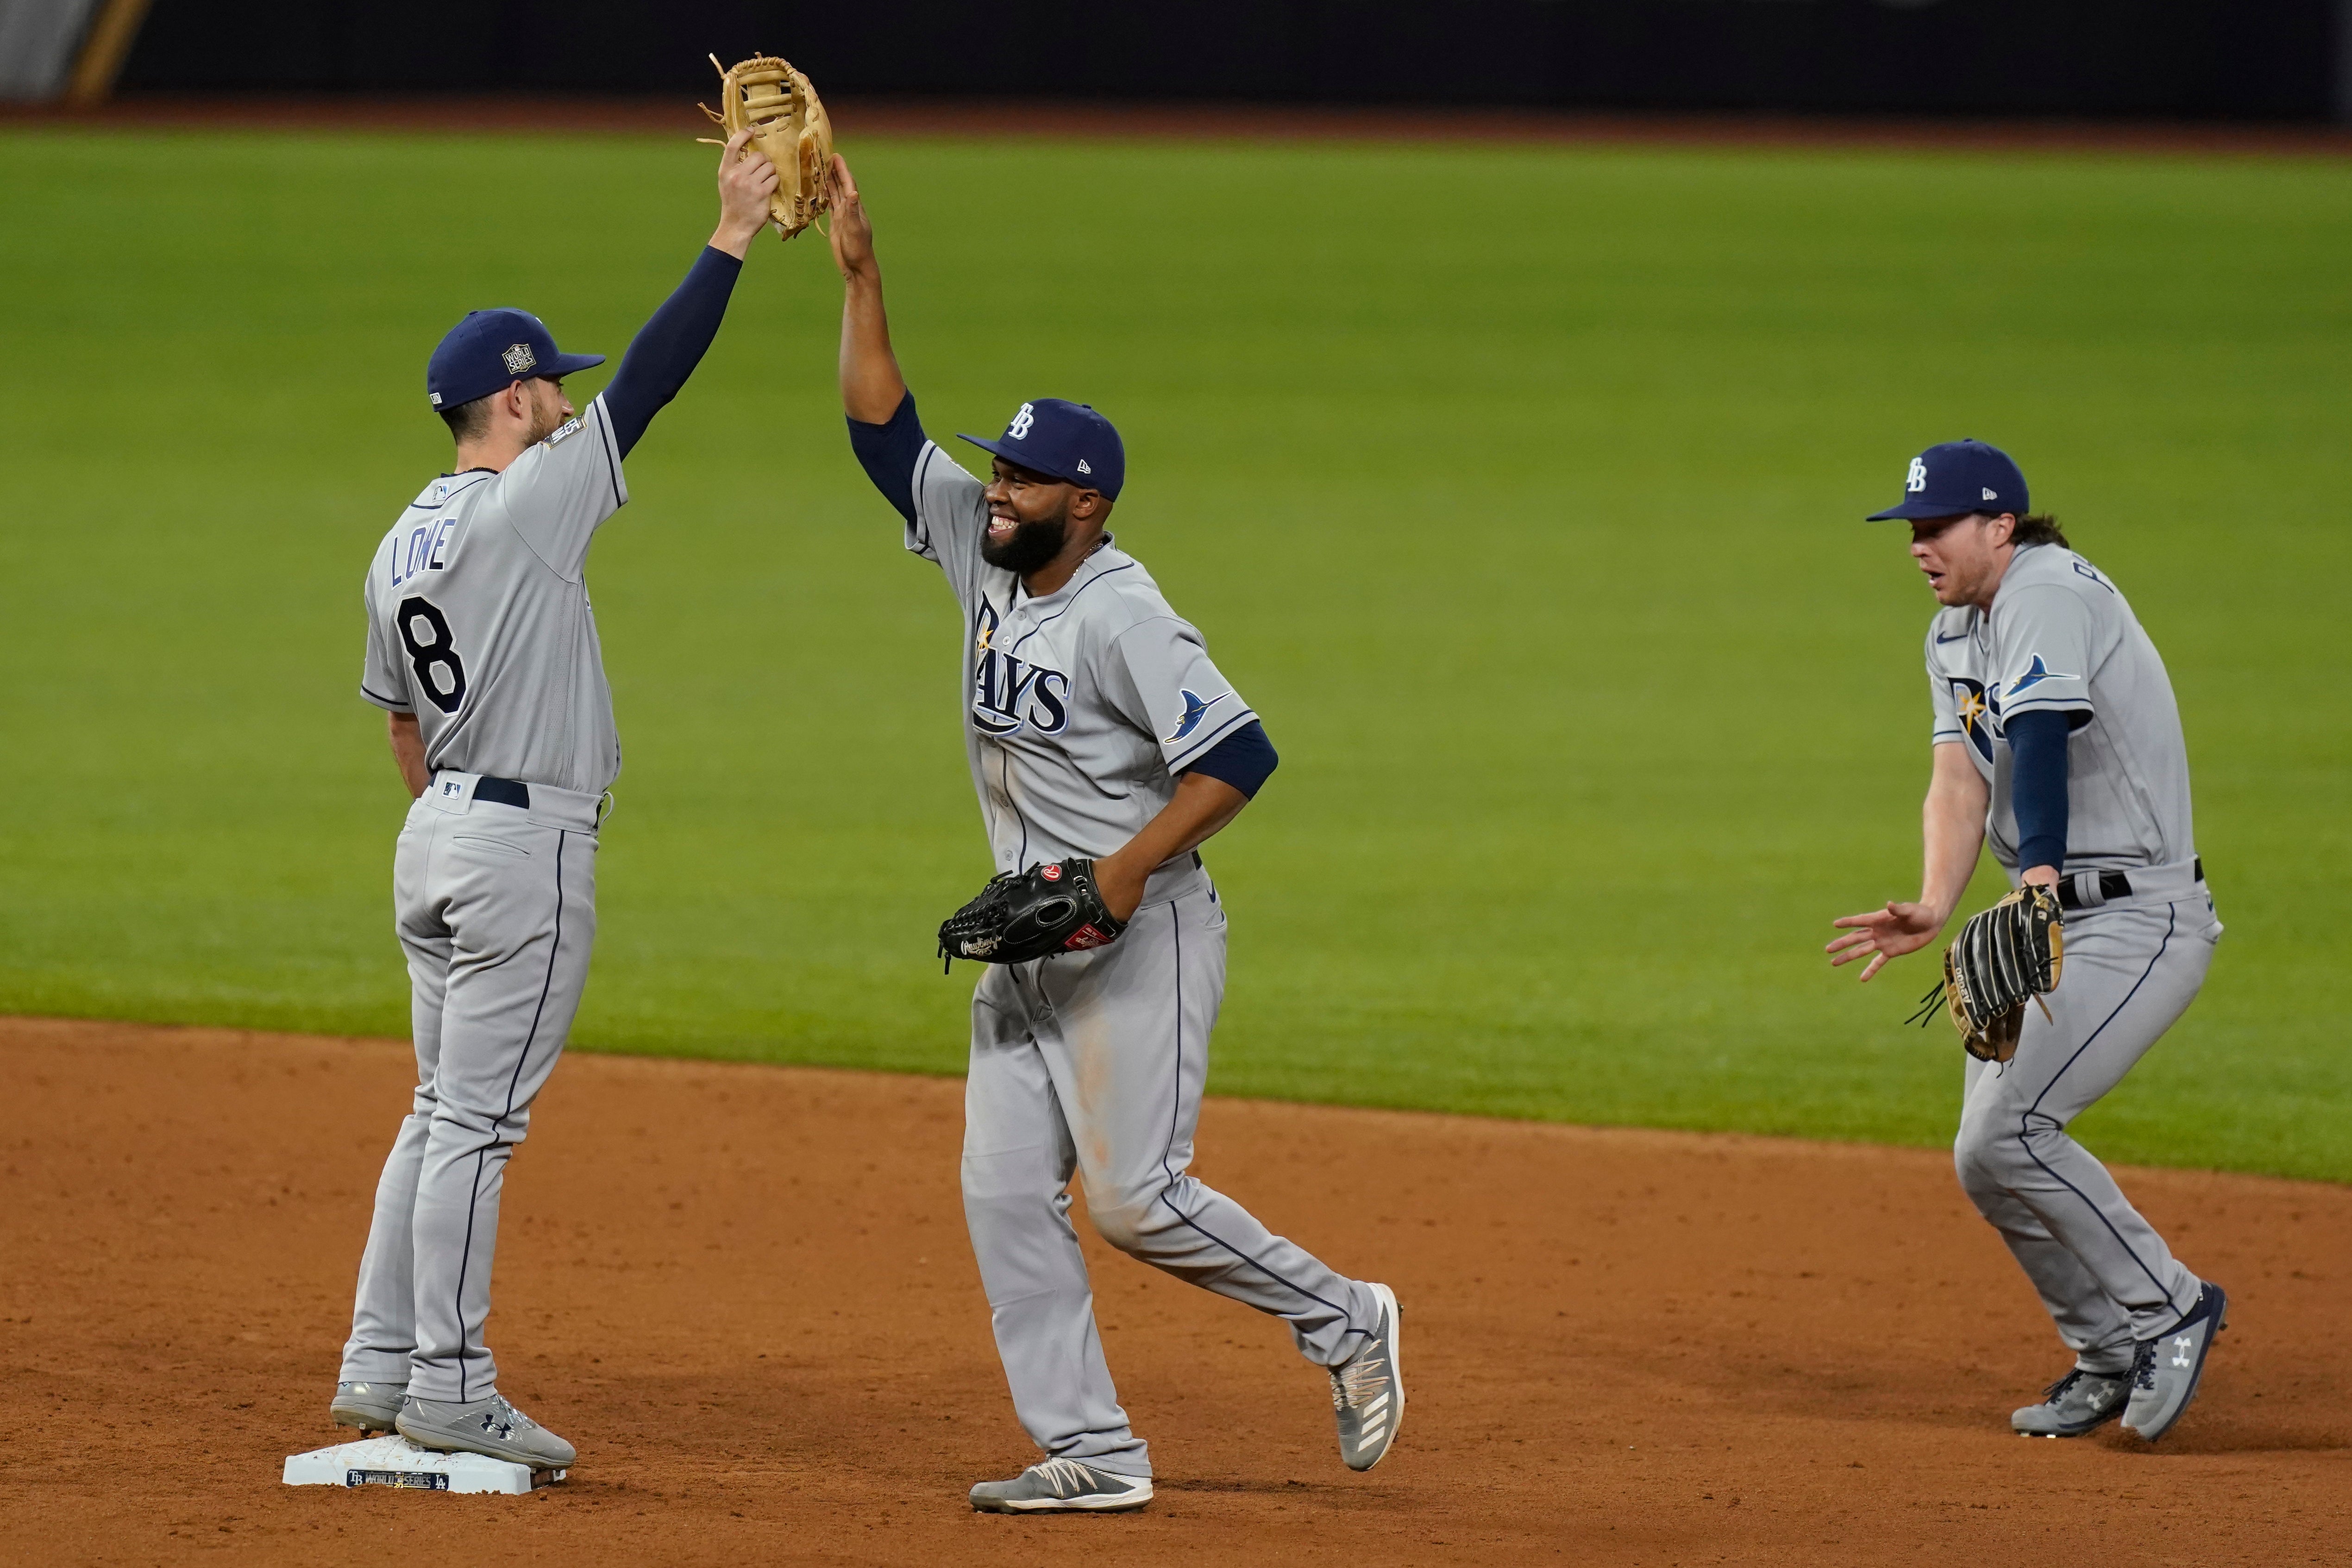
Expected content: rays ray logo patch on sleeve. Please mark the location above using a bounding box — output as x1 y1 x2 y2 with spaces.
1163 689 1227 744
2005 654 2076 698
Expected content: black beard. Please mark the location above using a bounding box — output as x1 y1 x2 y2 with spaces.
980 515 1068 576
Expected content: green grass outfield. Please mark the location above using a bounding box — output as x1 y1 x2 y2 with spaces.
2 128 2346 1179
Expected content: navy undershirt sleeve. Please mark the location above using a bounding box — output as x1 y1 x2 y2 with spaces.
602 246 744 458
847 388 926 525
1183 720 1278 799
2007 708 2073 874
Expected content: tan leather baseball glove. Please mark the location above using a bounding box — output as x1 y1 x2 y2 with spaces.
700 54 834 240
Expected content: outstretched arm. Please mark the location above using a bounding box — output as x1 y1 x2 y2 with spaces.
1826 741 1988 981
828 155 907 423
828 154 930 522
602 130 778 457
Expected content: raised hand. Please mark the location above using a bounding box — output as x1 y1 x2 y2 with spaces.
712 129 780 258
827 154 875 280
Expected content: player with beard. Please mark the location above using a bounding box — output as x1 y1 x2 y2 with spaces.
822 155 1406 1512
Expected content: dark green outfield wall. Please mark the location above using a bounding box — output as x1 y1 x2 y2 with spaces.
118 0 2346 122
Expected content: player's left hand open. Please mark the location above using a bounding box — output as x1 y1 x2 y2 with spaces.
826 155 876 280
1826 898 1945 982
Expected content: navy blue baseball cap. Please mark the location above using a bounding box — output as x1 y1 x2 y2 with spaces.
1867 439 2029 521
960 399 1125 498
426 308 604 413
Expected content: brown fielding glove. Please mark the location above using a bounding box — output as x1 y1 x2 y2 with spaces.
700 54 834 240
938 859 1127 970
1912 884 2065 1062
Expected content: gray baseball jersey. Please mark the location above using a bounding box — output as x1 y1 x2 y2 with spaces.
344 393 626 1407
1919 539 2221 1368
1925 543 2196 881
908 444 1256 898
360 394 629 796
900 438 1379 1478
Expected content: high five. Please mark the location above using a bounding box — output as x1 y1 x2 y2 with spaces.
825 155 1405 1512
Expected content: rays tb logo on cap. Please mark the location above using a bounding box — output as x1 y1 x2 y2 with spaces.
425 307 606 413
1867 439 2030 520
960 398 1126 499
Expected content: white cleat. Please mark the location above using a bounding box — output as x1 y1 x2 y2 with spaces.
1330 1282 1405 1471
968 1457 1153 1513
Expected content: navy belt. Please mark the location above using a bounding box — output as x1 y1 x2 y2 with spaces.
474 775 531 809
2056 857 2202 912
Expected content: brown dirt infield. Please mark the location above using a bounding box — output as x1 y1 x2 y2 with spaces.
2 1016 2346 1566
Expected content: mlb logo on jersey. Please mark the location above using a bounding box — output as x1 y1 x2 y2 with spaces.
969 599 1072 739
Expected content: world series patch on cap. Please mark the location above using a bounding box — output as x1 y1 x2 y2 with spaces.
1867 439 2030 521
426 308 605 413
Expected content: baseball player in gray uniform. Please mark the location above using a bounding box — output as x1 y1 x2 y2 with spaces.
328 133 781 1470
823 157 1403 1513
1829 440 2226 1443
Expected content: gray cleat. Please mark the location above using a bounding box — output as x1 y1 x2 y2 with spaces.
396 1392 576 1471
2011 1367 2131 1437
968 1458 1153 1513
2121 1280 2227 1442
1330 1281 1405 1471
329 1380 408 1433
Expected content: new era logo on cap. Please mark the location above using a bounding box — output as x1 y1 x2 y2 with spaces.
959 398 1128 499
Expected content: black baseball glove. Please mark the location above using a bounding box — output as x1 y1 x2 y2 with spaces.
1910 884 2065 1062
938 858 1127 970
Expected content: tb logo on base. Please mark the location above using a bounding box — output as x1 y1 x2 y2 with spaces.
969 599 1070 738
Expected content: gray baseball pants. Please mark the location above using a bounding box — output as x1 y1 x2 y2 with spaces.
962 882 1378 1478
340 773 601 1403
1954 894 2222 1371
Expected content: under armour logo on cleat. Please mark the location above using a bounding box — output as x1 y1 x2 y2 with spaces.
2170 1334 2195 1369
